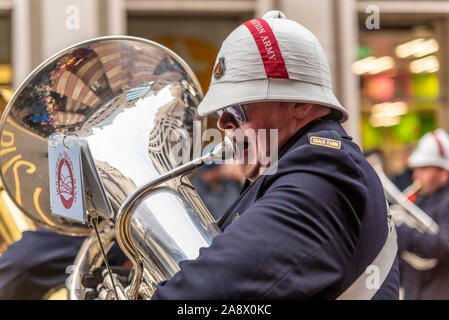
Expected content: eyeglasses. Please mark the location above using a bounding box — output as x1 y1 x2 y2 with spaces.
216 105 247 126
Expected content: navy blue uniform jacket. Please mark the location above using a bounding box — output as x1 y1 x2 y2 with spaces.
153 119 399 299
398 182 449 299
0 228 85 299
0 229 127 299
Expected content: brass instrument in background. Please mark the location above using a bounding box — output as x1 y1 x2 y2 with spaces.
367 153 439 235
0 88 36 254
0 180 37 251
0 36 228 299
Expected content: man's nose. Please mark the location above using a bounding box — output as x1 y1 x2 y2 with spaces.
217 112 238 131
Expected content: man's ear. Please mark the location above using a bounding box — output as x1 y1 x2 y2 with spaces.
293 103 314 119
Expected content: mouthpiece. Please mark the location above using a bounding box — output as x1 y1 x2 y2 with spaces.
205 137 235 164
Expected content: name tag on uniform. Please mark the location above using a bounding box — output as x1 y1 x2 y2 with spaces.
309 136 341 149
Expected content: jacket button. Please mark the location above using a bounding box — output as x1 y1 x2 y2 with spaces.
232 213 240 222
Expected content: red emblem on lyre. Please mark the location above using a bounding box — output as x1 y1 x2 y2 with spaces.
55 151 76 209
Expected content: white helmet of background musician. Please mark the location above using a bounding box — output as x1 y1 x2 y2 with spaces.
408 129 449 171
197 10 348 122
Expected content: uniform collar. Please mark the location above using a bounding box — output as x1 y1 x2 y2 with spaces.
239 118 349 191
219 118 348 228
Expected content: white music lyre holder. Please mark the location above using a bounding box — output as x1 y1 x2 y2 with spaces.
48 133 113 224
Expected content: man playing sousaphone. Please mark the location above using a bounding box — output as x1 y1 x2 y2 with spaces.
151 11 399 299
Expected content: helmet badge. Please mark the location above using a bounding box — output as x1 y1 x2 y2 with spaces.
213 57 226 80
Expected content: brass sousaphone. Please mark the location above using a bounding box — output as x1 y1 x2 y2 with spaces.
0 36 229 299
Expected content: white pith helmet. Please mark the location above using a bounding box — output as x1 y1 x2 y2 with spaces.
408 129 449 171
198 10 347 122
